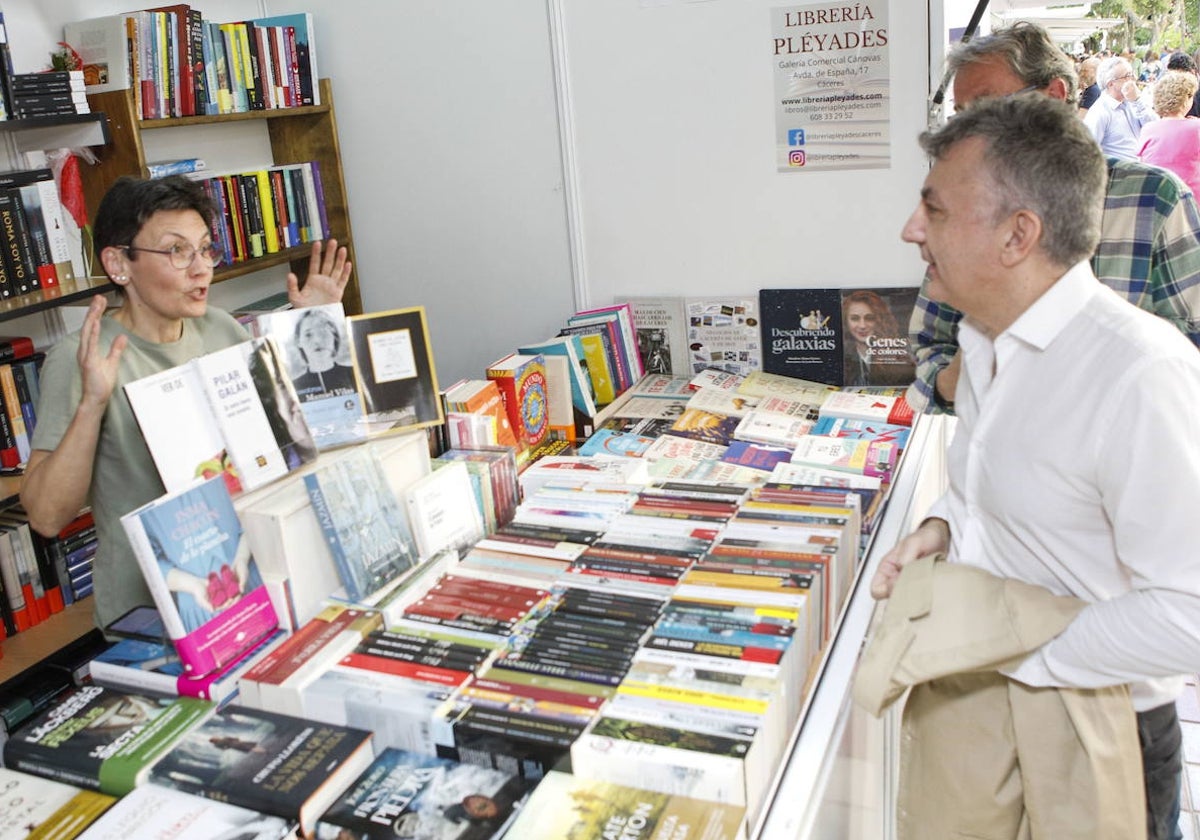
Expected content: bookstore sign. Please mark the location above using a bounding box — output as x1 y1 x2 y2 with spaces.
772 2 891 173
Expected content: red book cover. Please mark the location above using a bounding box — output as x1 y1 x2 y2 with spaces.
485 353 548 450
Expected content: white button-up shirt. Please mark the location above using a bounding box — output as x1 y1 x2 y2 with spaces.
929 260 1200 710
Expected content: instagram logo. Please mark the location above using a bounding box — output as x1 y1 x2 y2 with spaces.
788 150 806 167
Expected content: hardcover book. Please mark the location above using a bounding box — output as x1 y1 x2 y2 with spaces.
404 461 486 560
76 782 293 840
120 475 279 676
2 686 214 797
255 303 365 450
346 306 444 436
304 446 420 603
502 769 746 840
485 352 549 451
148 706 373 839
314 747 529 840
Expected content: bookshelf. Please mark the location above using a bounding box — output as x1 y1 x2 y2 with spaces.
79 78 362 315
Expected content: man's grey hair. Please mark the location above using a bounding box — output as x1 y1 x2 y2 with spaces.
1097 56 1131 89
918 94 1105 268
947 21 1079 105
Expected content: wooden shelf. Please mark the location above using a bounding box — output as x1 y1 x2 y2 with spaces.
0 600 97 685
0 276 117 325
82 79 361 315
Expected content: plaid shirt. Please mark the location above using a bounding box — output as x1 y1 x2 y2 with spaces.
909 158 1200 413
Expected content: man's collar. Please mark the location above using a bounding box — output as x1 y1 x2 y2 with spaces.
1004 260 1100 351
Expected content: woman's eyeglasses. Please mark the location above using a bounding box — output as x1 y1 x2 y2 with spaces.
119 242 223 270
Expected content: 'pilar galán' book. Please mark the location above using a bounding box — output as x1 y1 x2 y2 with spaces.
147 706 374 840
120 474 279 676
2 686 215 797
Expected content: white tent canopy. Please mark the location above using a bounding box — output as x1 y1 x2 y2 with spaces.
989 4 1126 46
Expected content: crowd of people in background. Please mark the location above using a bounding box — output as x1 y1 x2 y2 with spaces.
1071 45 1200 195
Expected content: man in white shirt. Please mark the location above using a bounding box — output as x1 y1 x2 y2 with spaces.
874 94 1200 840
1085 55 1158 158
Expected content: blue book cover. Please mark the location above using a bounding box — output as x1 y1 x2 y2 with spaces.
304 447 418 602
121 476 278 676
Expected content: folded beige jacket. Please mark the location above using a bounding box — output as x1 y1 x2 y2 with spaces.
854 553 1145 840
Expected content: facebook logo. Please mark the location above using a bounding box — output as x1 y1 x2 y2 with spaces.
788 129 806 146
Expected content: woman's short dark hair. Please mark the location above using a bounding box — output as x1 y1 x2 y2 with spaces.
93 175 215 254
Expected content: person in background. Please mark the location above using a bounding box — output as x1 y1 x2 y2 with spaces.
1078 56 1101 114
907 22 1200 414
1141 49 1164 83
1085 55 1159 160
883 91 1200 840
21 175 351 633
1138 71 1200 197
1165 51 1200 117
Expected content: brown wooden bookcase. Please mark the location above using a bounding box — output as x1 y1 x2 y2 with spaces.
80 78 362 315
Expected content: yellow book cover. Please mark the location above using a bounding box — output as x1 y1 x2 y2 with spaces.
575 333 616 405
253 169 280 253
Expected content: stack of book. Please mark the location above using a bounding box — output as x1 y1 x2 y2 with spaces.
8 71 88 118
0 168 77 296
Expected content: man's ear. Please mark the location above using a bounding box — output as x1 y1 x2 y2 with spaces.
1046 78 1070 102
998 209 1042 267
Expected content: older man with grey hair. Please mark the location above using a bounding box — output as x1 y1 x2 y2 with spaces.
1085 55 1158 158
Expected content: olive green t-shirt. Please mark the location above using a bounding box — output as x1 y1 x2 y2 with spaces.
31 307 248 630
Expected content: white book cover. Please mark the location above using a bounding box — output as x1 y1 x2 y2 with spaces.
124 362 235 495
0 767 114 839
405 461 485 560
77 782 293 839
817 389 899 423
686 387 759 418
733 411 815 449
642 434 728 464
193 337 317 492
767 461 883 490
63 15 134 93
737 369 837 400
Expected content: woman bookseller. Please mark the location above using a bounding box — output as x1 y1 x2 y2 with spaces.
20 175 352 633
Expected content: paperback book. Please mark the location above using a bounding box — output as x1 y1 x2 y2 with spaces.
304 445 420 602
76 783 294 839
0 767 115 840
2 686 214 796
314 746 529 840
255 302 365 449
503 769 746 840
120 475 279 676
148 706 374 839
